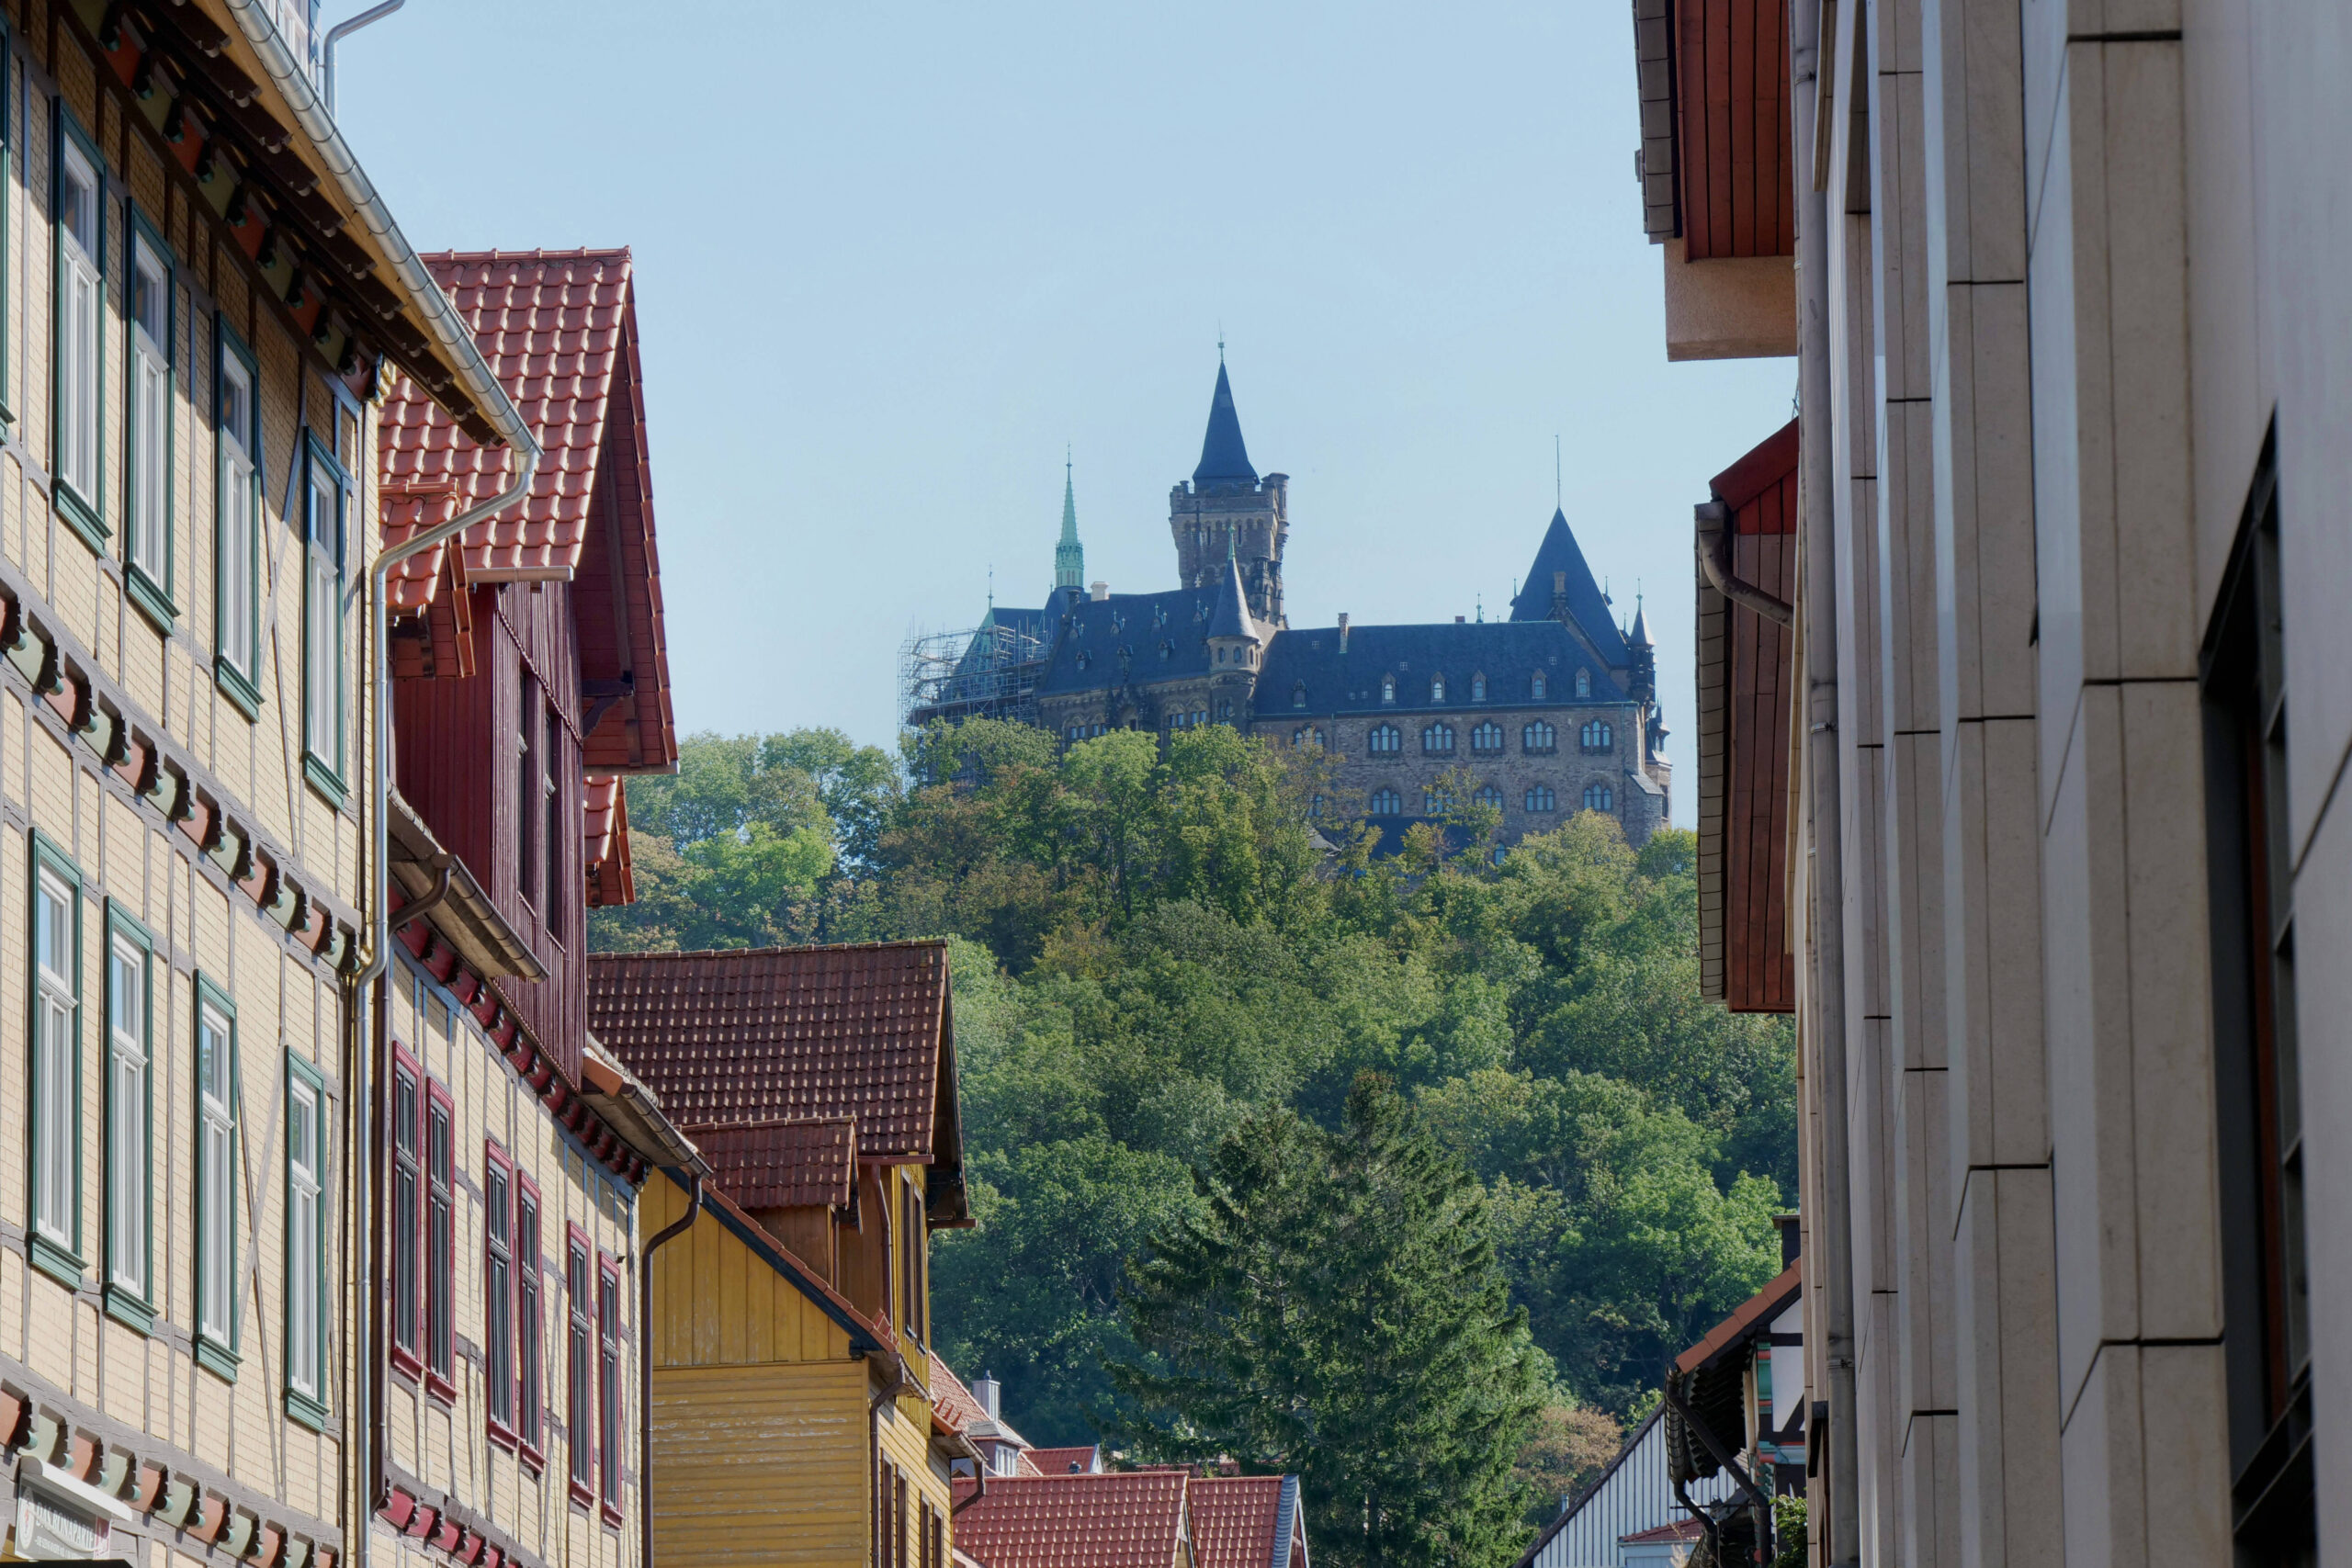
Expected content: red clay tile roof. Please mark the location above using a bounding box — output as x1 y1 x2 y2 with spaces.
380 250 628 583
1189 1476 1286 1568
1620 1519 1707 1545
931 1356 989 1434
952 1473 1191 1568
686 1116 857 1210
587 942 958 1165
1675 1260 1802 1374
584 776 633 908
1026 1446 1102 1476
379 248 677 773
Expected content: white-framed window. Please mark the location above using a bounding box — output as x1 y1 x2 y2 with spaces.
597 1254 624 1516
1430 673 1446 702
303 437 348 791
486 1150 514 1434
1584 783 1615 812
30 851 80 1269
285 1055 327 1421
427 1082 455 1390
196 985 239 1369
517 1179 544 1455
54 119 102 529
105 918 150 1310
216 329 262 699
126 222 173 605
1380 674 1396 705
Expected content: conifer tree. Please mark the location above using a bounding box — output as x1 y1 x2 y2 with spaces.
1113 1075 1544 1568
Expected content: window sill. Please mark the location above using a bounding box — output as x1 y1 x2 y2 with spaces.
287 1389 330 1433
568 1481 595 1512
303 753 348 810
488 1419 518 1453
215 660 262 722
1523 748 1559 757
125 567 176 636
390 1347 424 1385
57 485 107 555
102 1284 154 1336
27 1235 84 1292
599 1505 625 1532
195 1336 241 1384
425 1371 458 1408
518 1444 545 1478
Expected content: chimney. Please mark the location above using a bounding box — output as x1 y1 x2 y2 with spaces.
1771 1213 1802 1269
1553 571 1567 594
974 1373 1001 1419
1090 581 1109 603
1454 615 1464 624
1338 614 1351 653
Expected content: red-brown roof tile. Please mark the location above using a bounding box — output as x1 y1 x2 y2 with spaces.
685 1116 857 1210
1026 1446 1102 1476
583 776 633 907
931 1356 989 1434
952 1473 1191 1568
1674 1260 1802 1374
1189 1476 1287 1568
587 942 958 1164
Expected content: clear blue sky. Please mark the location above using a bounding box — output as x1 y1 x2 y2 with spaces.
336 0 1794 818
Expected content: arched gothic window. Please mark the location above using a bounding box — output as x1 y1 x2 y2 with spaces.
1473 784 1504 809
1575 668 1592 697
1522 721 1557 753
1471 722 1505 754
1368 724 1403 754
1423 787 1456 815
1422 723 1455 755
1525 785 1557 812
1532 670 1548 699
1583 783 1614 812
1580 720 1614 751
1369 787 1403 815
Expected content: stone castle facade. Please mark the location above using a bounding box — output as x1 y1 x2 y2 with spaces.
977 364 1671 851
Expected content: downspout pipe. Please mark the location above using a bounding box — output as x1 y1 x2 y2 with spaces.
1696 500 1795 626
321 0 407 117
1789 0 1858 1562
639 1172 703 1568
215 10 541 1568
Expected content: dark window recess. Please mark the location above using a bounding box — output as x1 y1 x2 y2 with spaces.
568 1233 594 1495
517 1184 544 1454
426 1086 455 1393
545 701 563 941
518 673 538 908
486 1156 514 1432
2200 428 2312 1568
390 1058 421 1368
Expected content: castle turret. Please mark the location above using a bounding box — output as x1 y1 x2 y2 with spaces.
1204 536 1265 710
1054 457 1085 592
1170 358 1288 627
1628 596 1656 705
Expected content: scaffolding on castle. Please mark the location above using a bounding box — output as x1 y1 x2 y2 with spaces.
899 621 1050 732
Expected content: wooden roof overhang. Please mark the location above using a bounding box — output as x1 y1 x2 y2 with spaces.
1694 419 1797 1013
1634 0 1796 259
63 0 506 437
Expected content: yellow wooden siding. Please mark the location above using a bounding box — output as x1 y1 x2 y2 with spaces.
645 1175 854 1371
652 1360 869 1568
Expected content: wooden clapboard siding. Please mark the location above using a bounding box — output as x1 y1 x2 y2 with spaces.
652 1361 868 1568
1674 0 1794 260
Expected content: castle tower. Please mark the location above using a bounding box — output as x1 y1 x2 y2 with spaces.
1170 359 1288 627
1054 457 1085 592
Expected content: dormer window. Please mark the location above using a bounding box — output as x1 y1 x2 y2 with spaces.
1532 671 1548 699
1292 682 1307 709
1472 672 1487 702
1159 640 1172 661
1381 674 1396 705
1430 674 1446 702
1576 668 1592 697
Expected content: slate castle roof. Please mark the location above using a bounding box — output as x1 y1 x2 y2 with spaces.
1258 619 1627 716
1510 507 1633 665
1194 360 1257 485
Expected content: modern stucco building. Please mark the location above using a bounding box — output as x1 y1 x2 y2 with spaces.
1622 0 2351 1564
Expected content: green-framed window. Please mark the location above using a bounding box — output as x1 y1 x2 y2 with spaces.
214 321 262 716
285 1051 328 1428
52 104 104 551
123 206 175 630
102 901 153 1333
195 975 240 1381
28 831 82 1288
301 433 347 804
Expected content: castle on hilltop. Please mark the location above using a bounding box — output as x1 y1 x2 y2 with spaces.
903 363 1672 849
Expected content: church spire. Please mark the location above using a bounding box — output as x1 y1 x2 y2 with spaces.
1193 360 1257 487
1055 451 1084 591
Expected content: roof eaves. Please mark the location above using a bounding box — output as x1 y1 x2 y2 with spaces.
662 1166 884 1355
1675 1260 1804 1374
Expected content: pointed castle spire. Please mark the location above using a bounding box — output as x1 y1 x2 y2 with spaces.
1055 450 1085 591
1510 506 1633 666
1193 361 1257 487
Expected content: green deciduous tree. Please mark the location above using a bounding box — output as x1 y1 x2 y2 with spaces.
1113 1076 1545 1568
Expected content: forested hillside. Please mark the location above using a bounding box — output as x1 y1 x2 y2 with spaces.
591 722 1792 1505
